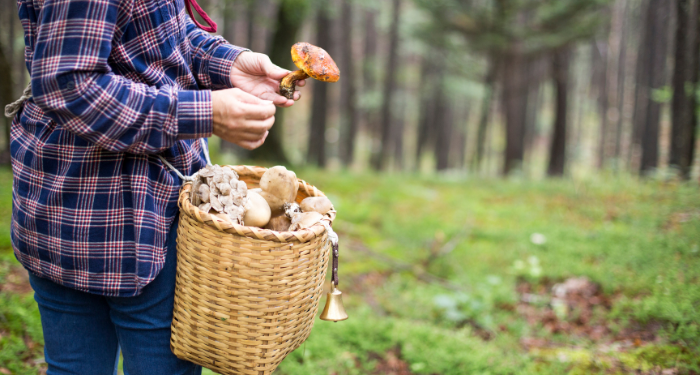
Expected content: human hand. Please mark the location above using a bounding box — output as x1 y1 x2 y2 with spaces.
211 88 276 150
230 51 305 107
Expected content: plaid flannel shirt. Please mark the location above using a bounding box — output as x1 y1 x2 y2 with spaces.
12 0 247 296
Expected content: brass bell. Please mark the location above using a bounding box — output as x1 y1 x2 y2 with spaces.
319 285 348 322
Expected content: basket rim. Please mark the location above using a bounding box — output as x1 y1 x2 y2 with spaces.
178 165 336 244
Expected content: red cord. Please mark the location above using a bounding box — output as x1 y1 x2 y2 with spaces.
184 0 218 33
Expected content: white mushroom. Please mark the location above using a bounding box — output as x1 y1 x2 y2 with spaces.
243 191 271 228
300 196 333 215
259 166 298 214
288 211 323 231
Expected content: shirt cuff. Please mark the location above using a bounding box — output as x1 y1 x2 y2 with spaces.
176 90 213 140
207 43 250 89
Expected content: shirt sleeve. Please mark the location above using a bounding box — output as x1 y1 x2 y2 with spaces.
185 16 250 90
30 0 212 155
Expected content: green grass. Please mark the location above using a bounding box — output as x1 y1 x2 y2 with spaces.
2 166 700 374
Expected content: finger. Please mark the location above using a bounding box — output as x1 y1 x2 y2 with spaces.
232 88 273 105
239 131 269 150
296 79 306 87
240 117 275 135
233 131 267 142
263 57 292 80
236 100 276 120
259 91 290 106
293 90 302 101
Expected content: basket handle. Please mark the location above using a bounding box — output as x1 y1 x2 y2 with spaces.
158 138 212 182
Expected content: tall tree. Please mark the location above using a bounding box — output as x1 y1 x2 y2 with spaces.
0 35 14 164
249 0 310 163
630 0 651 167
547 47 571 176
473 55 497 172
613 0 631 165
371 0 401 170
640 0 672 175
307 9 332 167
362 10 378 133
221 0 241 154
688 0 700 172
339 0 359 166
501 48 528 175
415 55 439 166
592 37 609 169
434 81 452 171
670 0 699 178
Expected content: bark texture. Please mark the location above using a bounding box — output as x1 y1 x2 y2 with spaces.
307 9 332 167
371 0 401 170
547 47 570 177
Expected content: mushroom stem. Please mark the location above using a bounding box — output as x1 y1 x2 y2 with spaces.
279 70 309 99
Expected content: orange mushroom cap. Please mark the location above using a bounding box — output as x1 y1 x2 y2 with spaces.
291 42 340 83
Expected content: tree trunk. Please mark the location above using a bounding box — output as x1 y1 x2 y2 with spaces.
415 55 438 166
370 0 401 171
339 0 358 166
246 0 255 49
501 48 528 175
434 84 452 171
524 57 543 164
307 9 331 167
0 36 15 164
613 0 630 165
640 0 672 175
220 0 242 154
223 0 237 44
630 1 652 167
473 55 497 172
592 38 609 169
249 0 309 163
547 47 570 177
393 95 406 170
670 0 698 178
688 0 700 174
362 10 378 133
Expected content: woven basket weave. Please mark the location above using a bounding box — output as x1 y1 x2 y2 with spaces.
170 165 335 375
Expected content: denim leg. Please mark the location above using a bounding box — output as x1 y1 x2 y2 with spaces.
108 216 201 375
29 273 120 375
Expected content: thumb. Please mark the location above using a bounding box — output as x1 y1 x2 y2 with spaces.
265 61 292 81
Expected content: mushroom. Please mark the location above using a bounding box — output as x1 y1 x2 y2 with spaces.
288 211 323 231
243 191 271 228
264 214 292 232
191 164 249 225
258 166 298 215
279 42 340 99
300 196 333 215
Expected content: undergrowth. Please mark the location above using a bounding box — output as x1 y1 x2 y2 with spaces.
2 166 699 374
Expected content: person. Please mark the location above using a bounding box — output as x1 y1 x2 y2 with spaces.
8 0 304 373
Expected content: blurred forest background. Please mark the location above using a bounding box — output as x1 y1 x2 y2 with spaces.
5 0 698 179
2 0 700 374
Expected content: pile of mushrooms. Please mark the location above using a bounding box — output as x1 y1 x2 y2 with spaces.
191 165 333 232
192 165 248 224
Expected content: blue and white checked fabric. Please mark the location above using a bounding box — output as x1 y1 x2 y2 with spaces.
11 0 247 296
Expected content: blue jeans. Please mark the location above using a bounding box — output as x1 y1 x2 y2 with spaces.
28 217 201 375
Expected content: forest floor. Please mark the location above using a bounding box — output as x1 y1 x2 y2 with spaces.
0 167 699 374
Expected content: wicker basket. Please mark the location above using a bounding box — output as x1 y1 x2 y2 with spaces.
170 165 335 375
